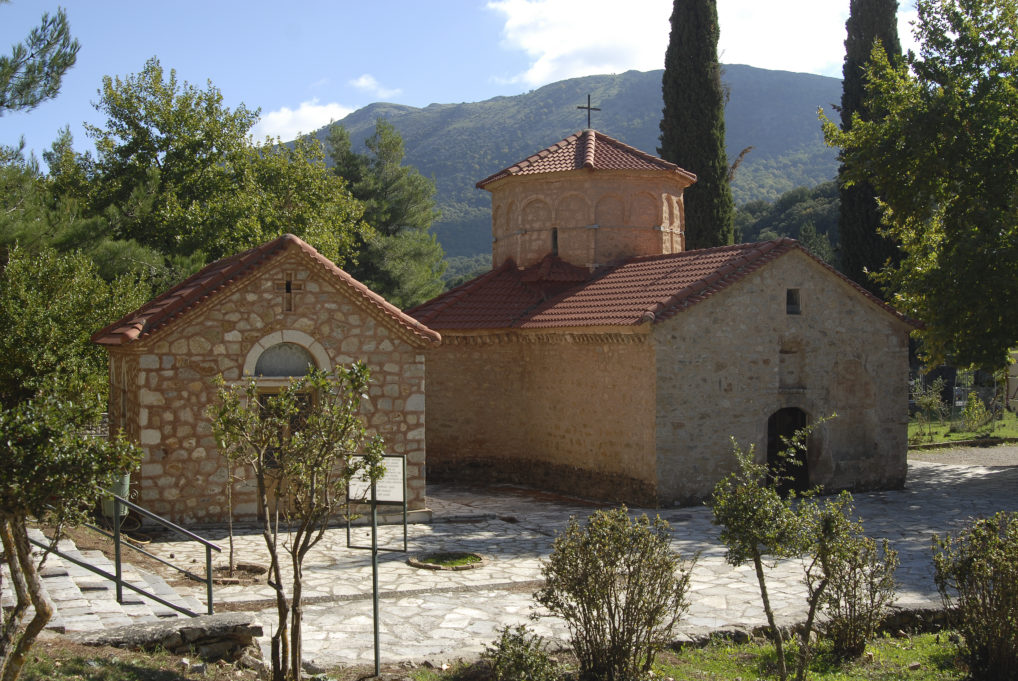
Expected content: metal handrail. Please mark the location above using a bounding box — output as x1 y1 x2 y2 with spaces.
103 493 222 550
33 492 222 617
26 535 199 618
105 493 221 615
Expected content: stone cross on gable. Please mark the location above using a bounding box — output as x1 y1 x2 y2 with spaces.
274 271 304 312
577 94 601 128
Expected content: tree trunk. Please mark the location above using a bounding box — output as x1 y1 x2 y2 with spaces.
0 519 29 664
795 577 827 681
1 517 54 681
289 554 303 681
752 550 787 681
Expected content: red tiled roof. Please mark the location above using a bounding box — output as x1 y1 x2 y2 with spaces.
92 234 441 346
476 129 697 189
407 239 915 330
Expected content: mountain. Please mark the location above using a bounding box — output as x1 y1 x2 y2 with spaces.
314 65 842 258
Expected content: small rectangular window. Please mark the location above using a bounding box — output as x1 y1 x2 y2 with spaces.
786 288 801 315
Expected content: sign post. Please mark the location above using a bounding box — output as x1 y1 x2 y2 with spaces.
346 455 407 676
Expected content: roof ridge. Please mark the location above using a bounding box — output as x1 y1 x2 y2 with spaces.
93 234 440 346
583 129 596 169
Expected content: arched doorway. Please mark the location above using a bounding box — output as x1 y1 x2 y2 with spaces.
767 407 810 496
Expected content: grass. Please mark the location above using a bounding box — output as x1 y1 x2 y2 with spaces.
16 630 967 681
404 632 966 681
909 408 1018 445
653 633 964 681
418 551 482 567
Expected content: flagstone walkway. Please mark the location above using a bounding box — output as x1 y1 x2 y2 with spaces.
141 459 1018 670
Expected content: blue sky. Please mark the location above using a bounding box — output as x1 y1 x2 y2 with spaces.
2 0 918 167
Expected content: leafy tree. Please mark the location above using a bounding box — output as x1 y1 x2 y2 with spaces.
658 0 734 249
77 59 369 280
0 396 140 681
327 119 445 307
798 220 836 265
711 422 897 679
0 245 148 409
735 182 840 259
837 0 902 291
709 438 803 679
224 135 369 267
535 506 692 681
83 57 257 259
210 367 385 681
0 153 51 258
822 0 1018 371
0 1 79 115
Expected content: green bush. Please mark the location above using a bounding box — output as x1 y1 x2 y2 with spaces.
482 625 559 681
961 391 993 433
535 507 693 681
933 511 1018 680
816 513 898 658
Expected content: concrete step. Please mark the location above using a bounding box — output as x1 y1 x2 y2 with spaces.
14 527 204 633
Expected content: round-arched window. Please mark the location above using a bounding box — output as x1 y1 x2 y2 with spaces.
253 342 316 377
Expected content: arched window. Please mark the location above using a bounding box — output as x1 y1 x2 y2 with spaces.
253 342 316 377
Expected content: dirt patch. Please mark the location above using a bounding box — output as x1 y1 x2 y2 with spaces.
909 443 1018 467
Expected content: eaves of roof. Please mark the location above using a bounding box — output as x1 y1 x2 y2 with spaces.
92 234 441 348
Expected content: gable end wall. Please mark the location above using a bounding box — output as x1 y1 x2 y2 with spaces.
113 249 427 524
652 250 910 504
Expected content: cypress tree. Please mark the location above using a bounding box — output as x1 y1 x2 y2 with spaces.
838 0 901 291
658 0 734 250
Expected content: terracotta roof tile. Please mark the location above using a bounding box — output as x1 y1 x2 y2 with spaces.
476 129 697 188
407 239 915 331
92 234 441 346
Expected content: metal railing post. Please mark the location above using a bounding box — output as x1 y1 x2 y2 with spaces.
113 496 123 604
205 544 214 615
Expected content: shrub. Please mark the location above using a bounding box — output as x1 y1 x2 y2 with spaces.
535 507 693 681
911 376 946 442
933 511 1018 680
813 500 898 658
961 391 993 433
482 625 559 681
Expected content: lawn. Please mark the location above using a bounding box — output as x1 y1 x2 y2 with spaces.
21 631 967 681
408 632 965 681
909 407 1018 445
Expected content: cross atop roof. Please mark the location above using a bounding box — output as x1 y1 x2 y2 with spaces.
577 94 600 128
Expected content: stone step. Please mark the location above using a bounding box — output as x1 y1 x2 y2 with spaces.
15 528 205 633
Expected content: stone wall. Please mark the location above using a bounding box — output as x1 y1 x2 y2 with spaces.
109 248 428 524
653 249 912 505
425 329 659 504
488 170 688 269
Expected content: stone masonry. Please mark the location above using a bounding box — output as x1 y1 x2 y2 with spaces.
95 235 439 524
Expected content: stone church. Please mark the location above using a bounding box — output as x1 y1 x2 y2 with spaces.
407 129 915 506
92 234 440 523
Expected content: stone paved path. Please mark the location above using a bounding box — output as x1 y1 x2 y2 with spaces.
144 461 1018 670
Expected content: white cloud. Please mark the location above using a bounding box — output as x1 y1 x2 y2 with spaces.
251 99 354 142
349 74 402 99
488 0 922 85
488 0 669 86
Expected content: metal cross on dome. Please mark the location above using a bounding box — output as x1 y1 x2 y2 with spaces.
577 94 600 128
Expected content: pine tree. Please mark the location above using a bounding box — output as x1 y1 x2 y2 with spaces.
838 0 901 291
658 0 734 250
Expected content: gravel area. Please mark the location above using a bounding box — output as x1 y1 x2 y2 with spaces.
909 442 1018 466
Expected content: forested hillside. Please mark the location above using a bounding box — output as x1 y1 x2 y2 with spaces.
313 65 841 257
